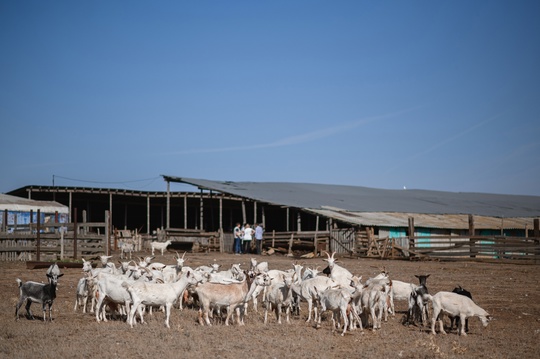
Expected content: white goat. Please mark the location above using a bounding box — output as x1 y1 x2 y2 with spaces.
322 251 353 289
125 270 204 328
264 272 296 324
120 242 135 260
94 269 153 323
428 291 492 336
359 277 391 330
250 258 269 274
151 240 172 256
74 276 92 313
315 286 362 336
293 275 337 323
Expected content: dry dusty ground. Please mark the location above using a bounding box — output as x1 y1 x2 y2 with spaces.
1 251 539 359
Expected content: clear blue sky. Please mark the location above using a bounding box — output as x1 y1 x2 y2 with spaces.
1 1 539 196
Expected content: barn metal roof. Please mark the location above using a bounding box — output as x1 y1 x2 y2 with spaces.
163 176 540 228
305 208 533 230
0 193 68 213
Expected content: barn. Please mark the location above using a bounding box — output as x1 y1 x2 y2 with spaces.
4 176 540 261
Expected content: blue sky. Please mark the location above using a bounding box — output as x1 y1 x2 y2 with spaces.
1 1 539 196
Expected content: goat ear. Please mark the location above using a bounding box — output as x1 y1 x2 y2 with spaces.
58 273 64 278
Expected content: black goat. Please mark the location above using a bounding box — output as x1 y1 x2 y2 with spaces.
15 271 64 321
450 285 473 332
322 265 331 276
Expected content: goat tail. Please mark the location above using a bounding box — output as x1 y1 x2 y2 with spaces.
16 278 22 288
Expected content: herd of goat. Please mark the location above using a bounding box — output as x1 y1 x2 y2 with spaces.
14 250 492 336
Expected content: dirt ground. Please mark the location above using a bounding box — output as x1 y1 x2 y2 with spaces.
1 251 539 359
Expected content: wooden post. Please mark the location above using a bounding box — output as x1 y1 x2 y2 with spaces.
297 211 301 232
108 192 112 233
2 209 7 232
73 207 78 259
253 201 257 225
69 191 72 223
469 214 476 258
82 210 87 235
199 190 204 230
60 226 65 260
184 194 188 229
146 195 150 235
288 233 294 255
313 216 319 255
286 207 290 232
36 209 41 261
408 217 415 258
166 181 171 229
242 200 246 225
105 210 110 256
262 205 266 229
272 229 275 248
219 196 223 232
54 211 58 234
219 228 224 253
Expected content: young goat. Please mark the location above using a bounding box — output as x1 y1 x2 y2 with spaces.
151 240 172 256
15 270 64 321
315 286 362 336
408 274 430 326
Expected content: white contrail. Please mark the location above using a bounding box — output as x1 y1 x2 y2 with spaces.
164 107 419 155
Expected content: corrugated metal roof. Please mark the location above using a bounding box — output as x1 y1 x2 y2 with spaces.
0 193 68 214
163 176 540 228
305 208 533 230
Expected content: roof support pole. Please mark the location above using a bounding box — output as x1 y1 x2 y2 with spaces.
286 207 290 232
199 189 203 230
253 201 257 225
262 205 266 229
166 181 170 229
408 217 415 258
297 211 301 232
469 214 477 258
36 209 41 261
109 193 112 232
146 195 150 234
105 210 110 256
184 194 187 229
242 200 246 225
69 191 73 223
219 196 223 231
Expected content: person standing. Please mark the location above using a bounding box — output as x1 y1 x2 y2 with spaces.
255 223 264 255
233 222 243 254
242 223 254 254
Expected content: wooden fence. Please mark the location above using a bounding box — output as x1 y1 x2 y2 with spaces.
0 213 110 261
359 234 540 263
